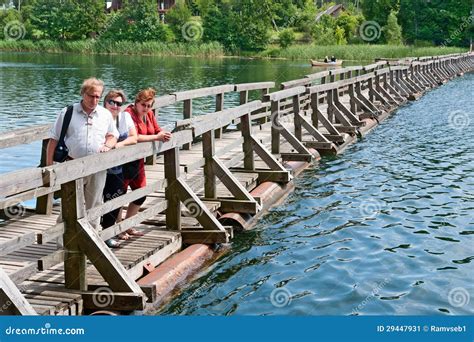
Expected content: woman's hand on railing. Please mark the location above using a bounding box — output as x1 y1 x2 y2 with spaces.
156 131 172 142
99 144 114 153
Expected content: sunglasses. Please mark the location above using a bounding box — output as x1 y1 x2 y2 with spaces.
139 102 153 109
107 99 123 107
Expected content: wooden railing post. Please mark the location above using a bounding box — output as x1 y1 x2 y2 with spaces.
61 179 87 291
240 90 248 105
164 148 181 230
293 94 302 141
215 93 224 138
271 100 280 154
36 138 54 215
183 99 192 150
202 130 216 198
241 113 255 170
310 92 319 129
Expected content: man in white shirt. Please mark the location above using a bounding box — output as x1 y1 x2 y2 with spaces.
46 78 119 230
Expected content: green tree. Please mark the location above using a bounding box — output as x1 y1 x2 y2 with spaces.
101 0 175 42
29 0 106 40
202 0 272 52
334 25 347 45
279 28 295 48
165 1 193 41
360 0 399 28
0 8 23 39
398 0 472 46
384 10 402 44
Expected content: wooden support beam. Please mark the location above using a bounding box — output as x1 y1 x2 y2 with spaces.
230 168 291 183
218 199 259 214
280 153 313 162
164 148 181 231
317 108 340 136
176 178 229 240
61 179 87 291
241 113 255 170
271 100 280 154
82 291 145 311
0 268 37 315
36 139 54 215
280 126 313 156
250 136 288 172
212 157 259 206
183 99 192 150
303 141 334 150
215 93 224 138
77 219 143 293
202 131 217 199
181 230 229 244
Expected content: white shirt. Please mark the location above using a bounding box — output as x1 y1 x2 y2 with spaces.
116 111 135 137
50 102 119 159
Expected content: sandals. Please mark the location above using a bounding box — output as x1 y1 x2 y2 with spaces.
118 232 131 240
126 228 144 236
105 238 121 248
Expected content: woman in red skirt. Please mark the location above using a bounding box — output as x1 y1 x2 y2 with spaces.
121 88 172 239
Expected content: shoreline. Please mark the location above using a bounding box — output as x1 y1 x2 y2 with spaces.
0 40 467 62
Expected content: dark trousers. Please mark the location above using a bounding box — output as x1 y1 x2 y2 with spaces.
101 172 125 229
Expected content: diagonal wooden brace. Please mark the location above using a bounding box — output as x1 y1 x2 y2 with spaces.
77 219 144 294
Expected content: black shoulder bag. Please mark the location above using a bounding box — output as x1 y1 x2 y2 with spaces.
53 105 73 163
117 113 140 179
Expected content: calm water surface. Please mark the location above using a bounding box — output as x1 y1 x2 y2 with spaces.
1 53 472 315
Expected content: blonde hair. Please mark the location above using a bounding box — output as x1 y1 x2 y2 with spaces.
104 89 127 105
80 77 104 96
135 88 156 104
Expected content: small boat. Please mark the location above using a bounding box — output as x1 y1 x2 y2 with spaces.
310 59 343 67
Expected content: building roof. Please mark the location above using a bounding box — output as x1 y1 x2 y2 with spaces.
315 4 345 22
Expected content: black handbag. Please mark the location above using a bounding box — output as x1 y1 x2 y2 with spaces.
53 105 73 163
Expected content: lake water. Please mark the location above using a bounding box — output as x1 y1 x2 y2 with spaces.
1 52 472 315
